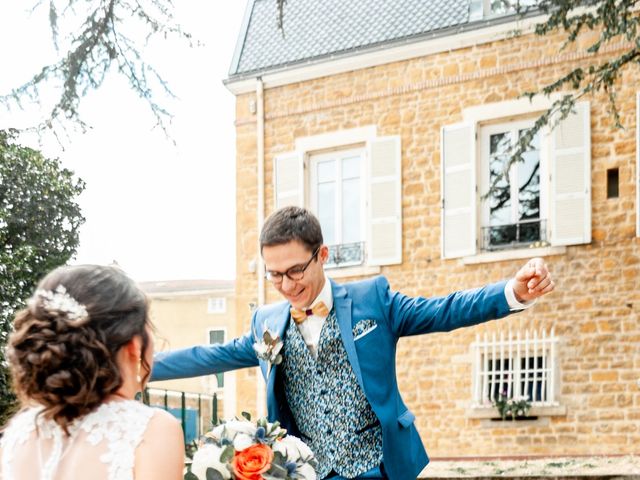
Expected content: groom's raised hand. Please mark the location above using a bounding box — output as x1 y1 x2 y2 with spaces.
512 257 555 303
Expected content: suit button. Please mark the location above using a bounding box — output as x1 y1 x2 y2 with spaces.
327 428 332 435
316 368 322 374
320 389 327 395
324 408 330 415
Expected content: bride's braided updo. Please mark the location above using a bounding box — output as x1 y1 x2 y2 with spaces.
7 265 151 433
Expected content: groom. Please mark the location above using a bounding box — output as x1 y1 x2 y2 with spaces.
152 206 555 480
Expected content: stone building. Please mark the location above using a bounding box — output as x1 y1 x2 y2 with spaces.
141 279 242 437
224 0 639 461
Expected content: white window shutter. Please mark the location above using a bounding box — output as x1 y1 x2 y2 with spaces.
367 136 402 266
441 123 477 259
274 151 304 209
550 102 591 246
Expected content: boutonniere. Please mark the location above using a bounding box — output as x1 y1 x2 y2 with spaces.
253 326 283 380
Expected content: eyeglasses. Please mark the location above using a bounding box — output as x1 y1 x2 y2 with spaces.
264 246 320 284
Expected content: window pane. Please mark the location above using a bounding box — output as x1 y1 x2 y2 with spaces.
318 182 336 245
342 178 361 243
209 330 225 388
518 129 541 222
488 132 511 226
317 160 335 183
491 0 537 15
209 330 225 344
342 156 360 180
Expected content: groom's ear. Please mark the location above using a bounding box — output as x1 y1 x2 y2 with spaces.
318 245 330 264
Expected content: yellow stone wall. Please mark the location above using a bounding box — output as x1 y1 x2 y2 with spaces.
233 28 639 456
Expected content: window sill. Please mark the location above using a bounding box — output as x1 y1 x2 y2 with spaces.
462 245 566 265
466 404 567 419
325 264 381 279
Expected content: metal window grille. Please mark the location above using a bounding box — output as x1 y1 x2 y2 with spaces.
471 328 558 407
325 241 365 269
481 219 547 251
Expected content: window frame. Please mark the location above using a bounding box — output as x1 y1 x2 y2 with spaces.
469 0 539 20
441 95 589 264
207 328 226 390
275 126 402 272
470 329 562 415
308 146 367 251
207 297 227 314
478 117 550 251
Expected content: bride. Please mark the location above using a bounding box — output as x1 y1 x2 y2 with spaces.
0 265 184 480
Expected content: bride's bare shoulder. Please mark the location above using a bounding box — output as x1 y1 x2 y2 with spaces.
135 408 184 480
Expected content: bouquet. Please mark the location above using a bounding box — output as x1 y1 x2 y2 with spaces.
186 414 317 480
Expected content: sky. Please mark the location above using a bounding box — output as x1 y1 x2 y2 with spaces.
0 1 249 281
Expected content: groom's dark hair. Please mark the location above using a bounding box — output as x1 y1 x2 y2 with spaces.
260 206 323 253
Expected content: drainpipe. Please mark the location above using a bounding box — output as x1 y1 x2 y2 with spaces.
256 77 266 417
256 76 266 308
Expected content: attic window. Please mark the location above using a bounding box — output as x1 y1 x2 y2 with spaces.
469 0 538 20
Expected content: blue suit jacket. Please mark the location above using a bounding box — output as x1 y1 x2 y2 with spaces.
152 276 514 480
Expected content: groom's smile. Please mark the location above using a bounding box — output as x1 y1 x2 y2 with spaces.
262 240 329 309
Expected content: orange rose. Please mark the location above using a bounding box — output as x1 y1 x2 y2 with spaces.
232 443 274 480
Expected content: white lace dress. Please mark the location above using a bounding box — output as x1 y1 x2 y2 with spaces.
0 400 156 480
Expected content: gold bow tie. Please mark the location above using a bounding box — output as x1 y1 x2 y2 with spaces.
290 301 329 324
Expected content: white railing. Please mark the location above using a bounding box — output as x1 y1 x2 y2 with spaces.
471 328 558 408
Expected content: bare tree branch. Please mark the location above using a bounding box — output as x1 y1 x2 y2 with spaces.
0 0 192 138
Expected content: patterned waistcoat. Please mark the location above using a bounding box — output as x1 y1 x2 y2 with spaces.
282 309 383 478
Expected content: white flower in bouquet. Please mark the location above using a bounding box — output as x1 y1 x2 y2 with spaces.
233 433 254 451
224 418 259 437
273 435 314 463
186 414 317 480
295 463 317 480
190 443 231 480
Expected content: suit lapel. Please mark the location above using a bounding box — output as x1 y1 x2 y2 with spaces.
332 280 365 391
264 303 290 421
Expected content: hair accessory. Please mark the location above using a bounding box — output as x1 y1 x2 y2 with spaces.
32 285 89 326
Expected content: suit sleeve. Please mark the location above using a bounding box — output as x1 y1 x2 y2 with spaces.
374 276 514 338
150 327 259 382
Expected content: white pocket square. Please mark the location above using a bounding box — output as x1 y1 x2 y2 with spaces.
353 324 378 341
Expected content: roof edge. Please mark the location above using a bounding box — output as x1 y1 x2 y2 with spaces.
228 0 257 77
224 12 546 95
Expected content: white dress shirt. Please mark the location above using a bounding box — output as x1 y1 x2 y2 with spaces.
296 278 333 358
296 276 533 358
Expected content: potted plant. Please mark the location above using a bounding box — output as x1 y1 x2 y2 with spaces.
493 392 532 421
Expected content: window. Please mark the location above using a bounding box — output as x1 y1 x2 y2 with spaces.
479 120 546 251
273 129 402 268
607 168 619 199
209 329 225 388
471 329 558 408
207 297 226 314
469 0 538 20
441 101 591 260
310 148 365 268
